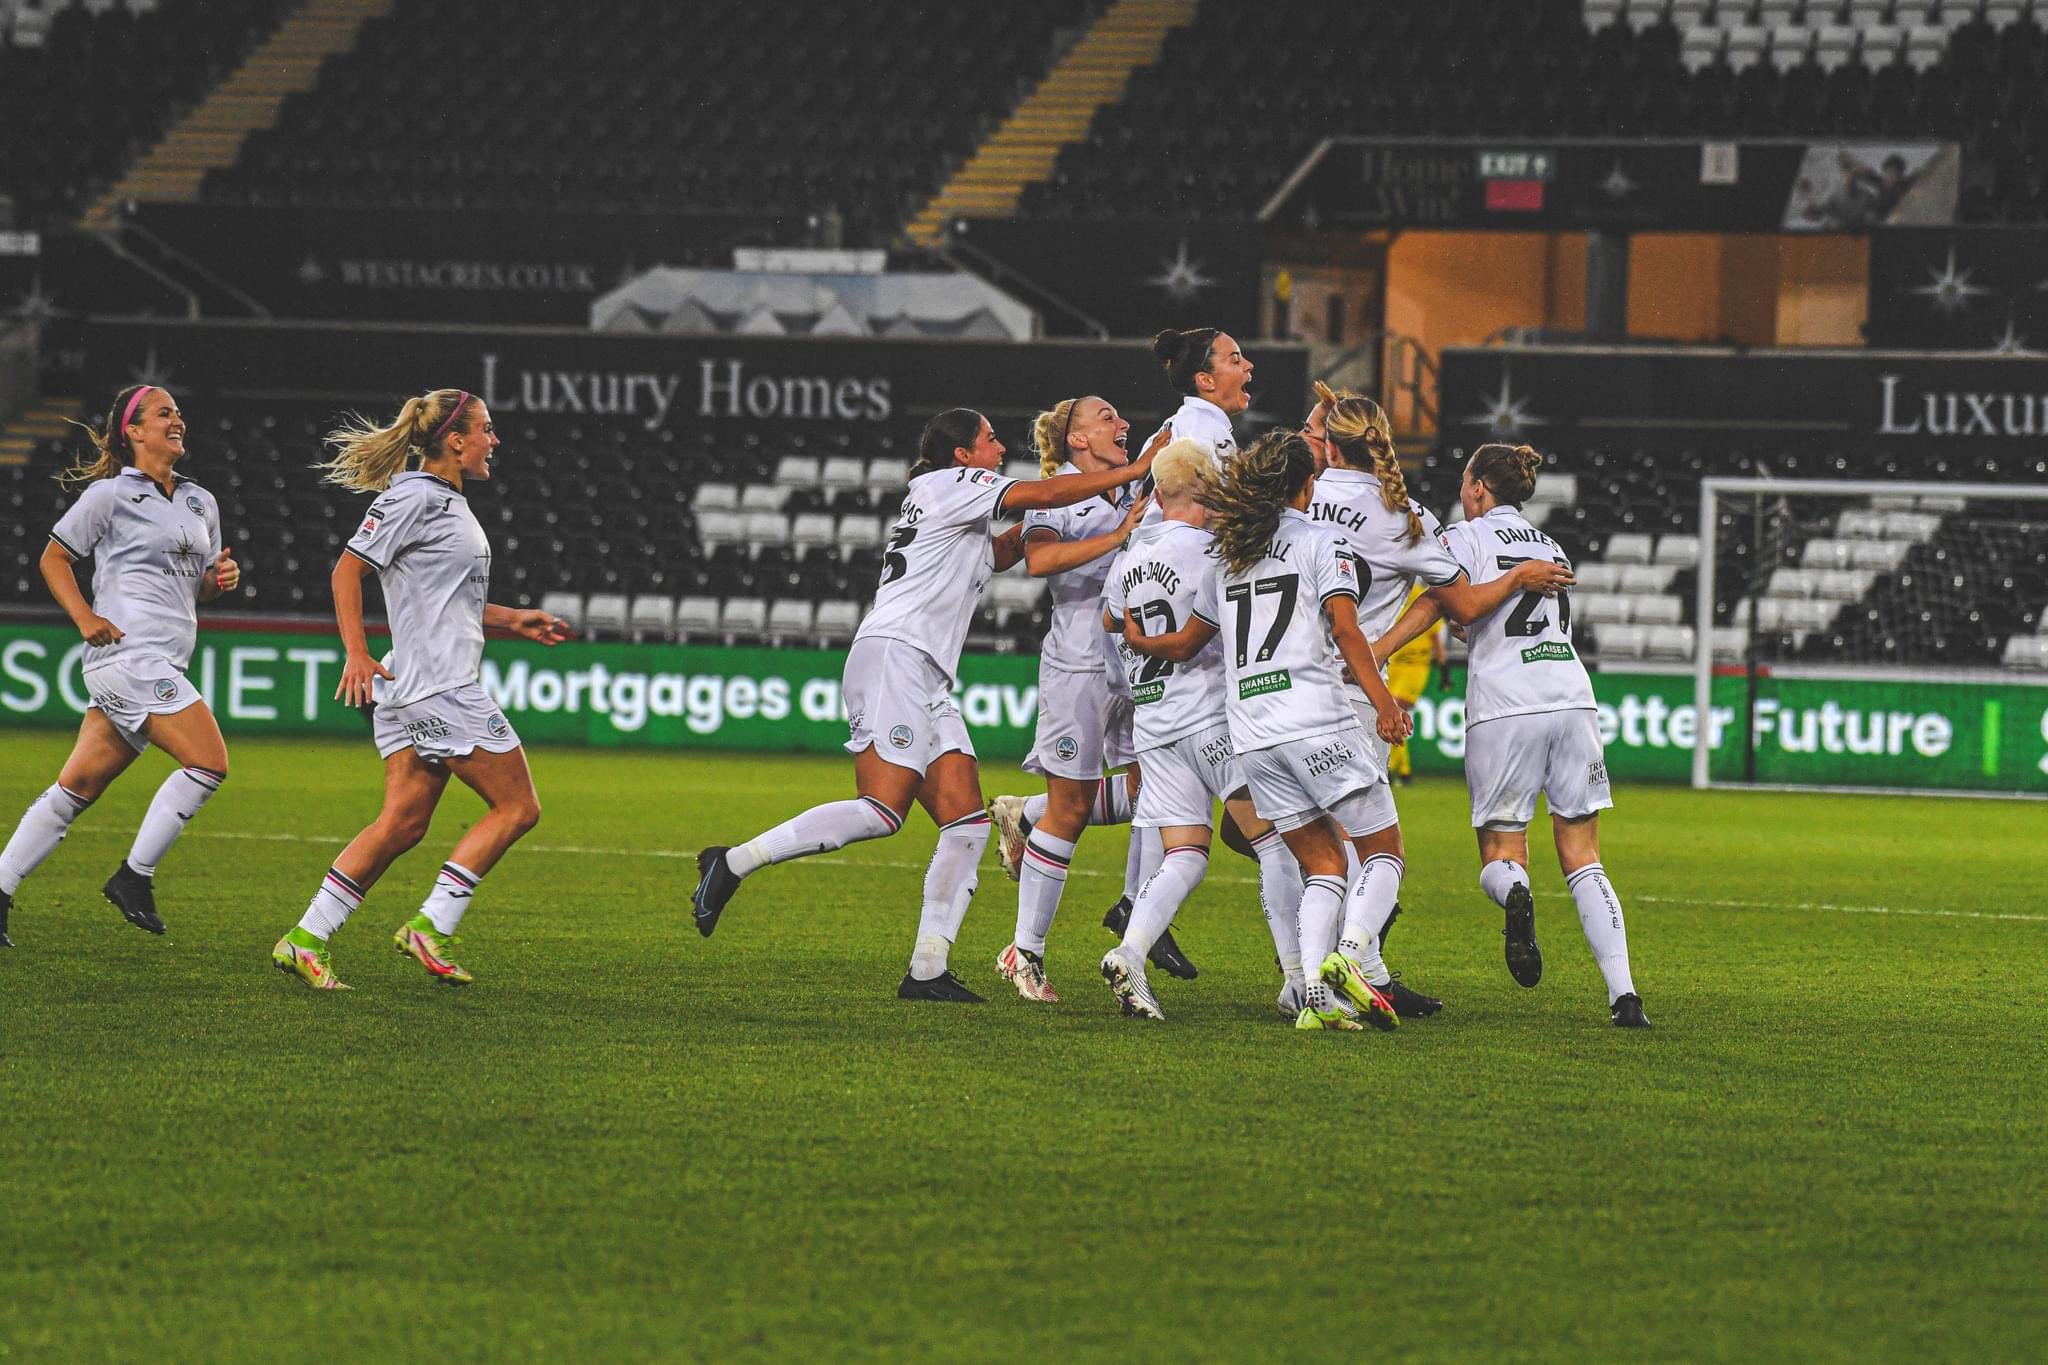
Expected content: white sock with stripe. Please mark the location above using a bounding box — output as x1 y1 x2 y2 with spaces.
299 865 366 940
419 861 480 936
1123 844 1207 958
126 766 223 878
1251 829 1305 983
727 796 901 878
0 784 91 895
1122 824 1162 902
912 811 989 978
1014 828 1075 954
1480 858 1531 908
1567 862 1637 1003
1298 874 1347 1013
1339 853 1403 986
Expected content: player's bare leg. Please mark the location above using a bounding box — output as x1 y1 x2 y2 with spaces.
387 745 541 984
1223 793 1309 1017
1002 771 1096 1001
901 749 990 1001
102 702 230 935
1477 828 1542 988
1337 822 1440 1018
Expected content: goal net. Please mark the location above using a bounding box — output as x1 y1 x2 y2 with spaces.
1692 478 2048 798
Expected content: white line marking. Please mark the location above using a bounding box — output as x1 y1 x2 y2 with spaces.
66 826 2043 924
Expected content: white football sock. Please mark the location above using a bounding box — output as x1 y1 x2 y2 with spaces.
1022 792 1049 826
911 811 989 978
1250 829 1304 978
1123 844 1207 958
419 860 480 936
728 795 900 878
1122 824 1162 902
1339 853 1403 986
298 865 366 940
1567 862 1637 1003
1480 858 1531 908
1342 840 1361 884
1014 828 1075 954
1092 777 1133 825
1298 874 1347 1013
126 766 223 878
0 783 90 896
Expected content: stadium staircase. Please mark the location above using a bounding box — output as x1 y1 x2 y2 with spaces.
904 0 1198 244
80 0 395 229
0 398 72 468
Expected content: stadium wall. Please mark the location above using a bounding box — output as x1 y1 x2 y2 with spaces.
3 625 2041 795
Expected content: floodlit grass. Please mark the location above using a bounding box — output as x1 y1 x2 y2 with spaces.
2 733 2043 1361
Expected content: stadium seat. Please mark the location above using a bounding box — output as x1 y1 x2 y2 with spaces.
820 458 867 492
1711 626 1749 662
835 515 884 553
773 456 822 488
2004 635 2048 670
1837 509 1888 539
1644 624 1697 661
766 599 815 643
1621 565 1679 594
1575 563 1625 593
1596 624 1649 659
791 513 838 559
720 597 767 641
627 594 676 642
740 485 789 513
693 483 739 512
1849 540 1909 571
1781 599 1842 632
1654 534 1701 566
1604 534 1655 565
540 591 584 632
1579 596 1634 626
1802 538 1855 569
582 593 629 639
1768 568 1821 598
697 510 747 550
742 512 791 554
1880 510 1943 540
864 458 909 493
814 599 861 641
1813 569 1875 600
675 595 721 640
1629 595 1685 626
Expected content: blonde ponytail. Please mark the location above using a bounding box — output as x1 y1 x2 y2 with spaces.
1325 394 1422 544
1031 397 1080 478
59 383 154 487
316 389 471 493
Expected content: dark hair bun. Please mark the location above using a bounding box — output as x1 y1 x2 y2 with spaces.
1152 328 1187 365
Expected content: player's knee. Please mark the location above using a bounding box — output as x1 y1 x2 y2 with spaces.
385 810 433 850
507 795 542 836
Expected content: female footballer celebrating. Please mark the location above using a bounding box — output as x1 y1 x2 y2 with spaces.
692 409 1163 1002
271 389 569 990
0 385 238 944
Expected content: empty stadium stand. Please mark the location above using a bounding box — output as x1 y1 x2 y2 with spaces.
1017 0 2048 224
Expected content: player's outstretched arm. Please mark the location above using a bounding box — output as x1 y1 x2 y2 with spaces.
1428 559 1571 625
1110 606 1217 663
1329 599 1411 744
1023 494 1151 578
991 524 1026 573
1000 426 1171 515
331 551 393 706
484 604 572 644
1372 591 1445 664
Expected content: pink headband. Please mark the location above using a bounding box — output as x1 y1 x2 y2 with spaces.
120 387 154 443
429 391 470 446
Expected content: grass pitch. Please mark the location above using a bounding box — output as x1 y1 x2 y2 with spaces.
1 732 2043 1362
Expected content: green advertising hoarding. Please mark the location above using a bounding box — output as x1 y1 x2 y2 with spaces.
3 624 2044 795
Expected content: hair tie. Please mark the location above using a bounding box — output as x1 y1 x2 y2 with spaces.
428 391 470 446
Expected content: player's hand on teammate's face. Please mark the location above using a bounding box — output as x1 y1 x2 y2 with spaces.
79 613 124 647
211 546 240 593
1511 559 1573 597
335 650 395 707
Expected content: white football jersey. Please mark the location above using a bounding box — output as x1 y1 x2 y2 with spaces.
1102 520 1226 752
1310 467 1463 705
1139 394 1237 527
345 471 492 709
855 464 1018 685
50 466 222 673
1217 508 1364 751
1021 462 1133 675
1441 506 1594 724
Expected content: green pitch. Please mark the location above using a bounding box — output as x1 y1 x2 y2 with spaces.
2 733 2042 1361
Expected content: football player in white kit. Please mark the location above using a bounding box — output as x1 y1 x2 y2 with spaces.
0 386 240 944
983 396 1163 1003
271 390 570 990
1098 440 1313 1021
1195 430 1431 1031
1373 443 1649 1028
691 409 1158 1002
1304 390 1572 1016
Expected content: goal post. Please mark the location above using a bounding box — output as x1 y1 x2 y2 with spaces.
1691 478 2048 798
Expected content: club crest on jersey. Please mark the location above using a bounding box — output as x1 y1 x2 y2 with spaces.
152 678 178 702
889 724 915 749
1054 736 1079 761
185 495 204 515
486 713 510 738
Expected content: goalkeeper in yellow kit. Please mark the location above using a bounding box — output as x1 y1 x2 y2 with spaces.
1382 583 1447 785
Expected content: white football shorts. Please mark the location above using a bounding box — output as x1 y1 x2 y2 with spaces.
83 653 203 754
1235 725 1398 837
1132 721 1239 829
1464 707 1613 831
1345 691 1395 781
1025 664 1135 779
373 682 523 762
841 636 974 777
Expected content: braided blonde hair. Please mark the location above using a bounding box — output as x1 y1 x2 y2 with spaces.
1325 393 1422 544
1199 429 1315 575
316 389 472 493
